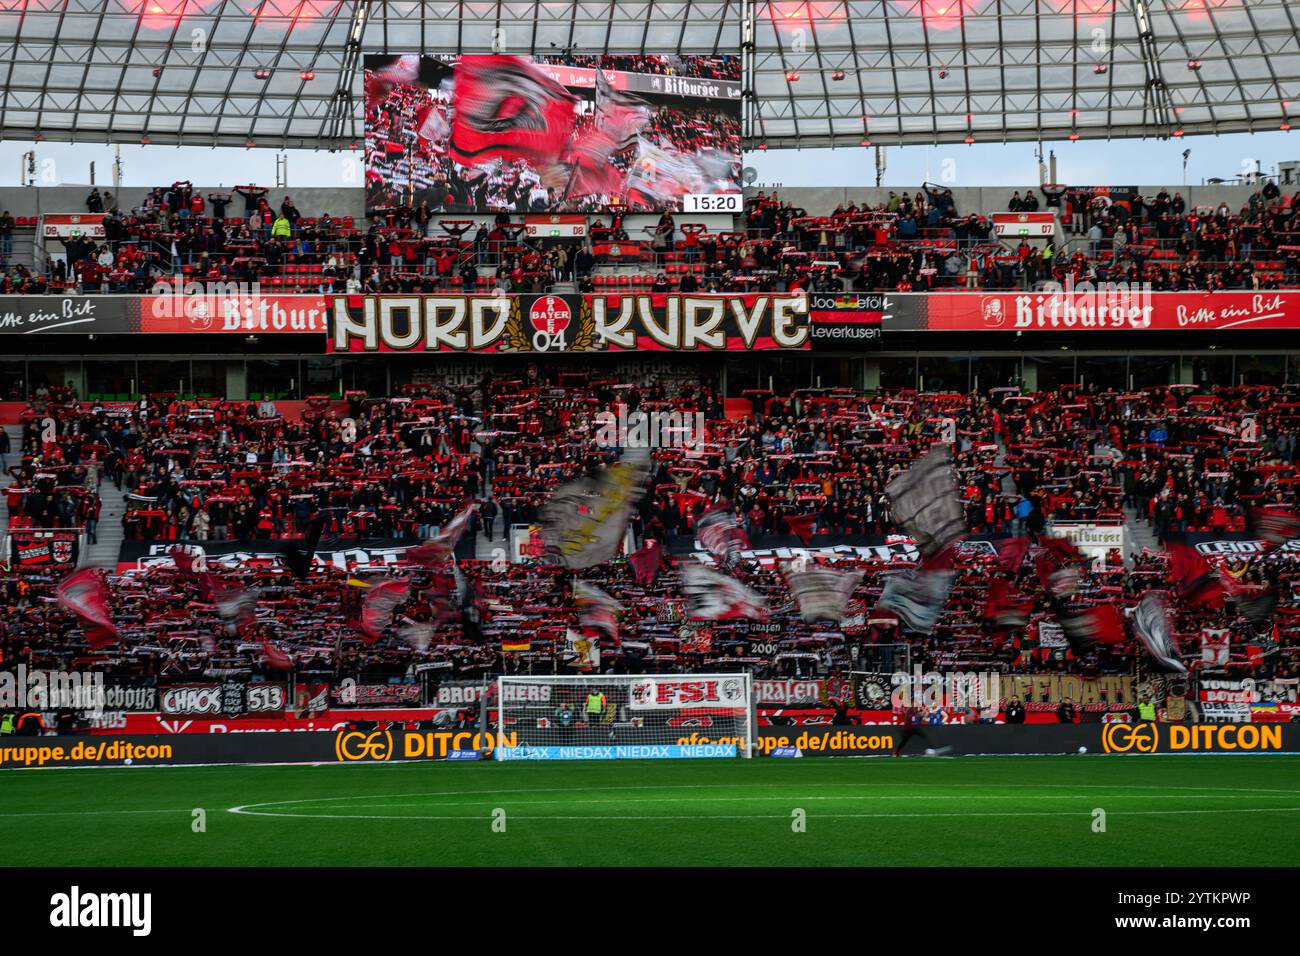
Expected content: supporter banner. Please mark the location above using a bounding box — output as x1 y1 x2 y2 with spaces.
115 537 458 574
992 212 1055 238
668 532 1006 566
893 290 1300 332
333 683 421 707
1196 677 1300 722
41 213 106 239
808 291 885 348
0 294 331 335
754 677 852 706
9 529 79 569
626 676 749 710
327 293 811 353
999 672 1136 707
1164 531 1300 558
158 682 287 717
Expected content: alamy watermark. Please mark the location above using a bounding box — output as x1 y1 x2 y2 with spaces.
0 666 106 717
595 407 705 450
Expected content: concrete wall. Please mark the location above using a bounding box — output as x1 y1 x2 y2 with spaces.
741 184 1271 216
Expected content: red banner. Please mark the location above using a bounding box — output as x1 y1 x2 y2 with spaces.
903 290 1300 332
137 292 330 334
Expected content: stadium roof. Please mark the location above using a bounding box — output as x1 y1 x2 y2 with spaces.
0 0 1296 150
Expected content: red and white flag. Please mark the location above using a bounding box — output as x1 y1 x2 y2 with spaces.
682 565 768 621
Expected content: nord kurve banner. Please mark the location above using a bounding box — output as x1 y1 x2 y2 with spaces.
326 293 813 353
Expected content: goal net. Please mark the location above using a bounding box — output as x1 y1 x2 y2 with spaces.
495 674 754 760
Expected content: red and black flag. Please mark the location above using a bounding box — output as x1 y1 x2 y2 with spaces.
695 502 750 565
1165 541 1223 608
1053 598 1124 654
983 578 1032 630
449 55 578 168
56 568 119 648
1250 506 1300 551
626 540 665 586
356 579 411 643
783 513 820 545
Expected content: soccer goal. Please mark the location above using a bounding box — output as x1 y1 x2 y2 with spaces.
494 674 754 760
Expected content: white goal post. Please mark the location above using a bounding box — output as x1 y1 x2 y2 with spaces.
494 674 755 760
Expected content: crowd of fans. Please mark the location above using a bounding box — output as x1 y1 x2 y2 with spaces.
3 175 1300 297
736 181 1300 294
2 373 1297 705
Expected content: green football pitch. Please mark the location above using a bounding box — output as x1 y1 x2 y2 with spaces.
3 755 1298 866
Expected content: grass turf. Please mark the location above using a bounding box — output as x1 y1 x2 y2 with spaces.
2 754 1298 866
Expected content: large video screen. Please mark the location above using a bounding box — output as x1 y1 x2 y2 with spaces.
364 54 742 213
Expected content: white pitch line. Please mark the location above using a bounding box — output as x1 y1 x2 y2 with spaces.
223 806 1300 823
0 808 192 818
283 792 1300 813
227 778 1300 816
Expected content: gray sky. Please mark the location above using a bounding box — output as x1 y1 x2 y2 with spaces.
0 130 1293 189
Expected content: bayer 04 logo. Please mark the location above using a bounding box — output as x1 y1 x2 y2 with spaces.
720 678 744 702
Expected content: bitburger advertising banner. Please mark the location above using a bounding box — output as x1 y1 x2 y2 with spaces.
0 293 331 335
893 290 1300 333
327 293 812 353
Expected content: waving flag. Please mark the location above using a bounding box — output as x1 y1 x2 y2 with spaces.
541 449 649 569
783 513 820 545
210 578 259 636
1056 601 1125 654
260 639 293 672
574 581 622 640
1250 507 1300 550
695 502 749 564
682 565 769 621
56 568 119 648
168 545 203 577
1035 537 1086 598
1133 592 1186 673
983 578 1032 629
627 540 665 586
994 536 1031 574
398 618 435 653
449 55 578 168
407 503 478 568
1166 541 1222 607
885 444 965 558
785 567 864 623
282 514 325 580
876 569 954 635
1222 575 1277 624
357 579 411 642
